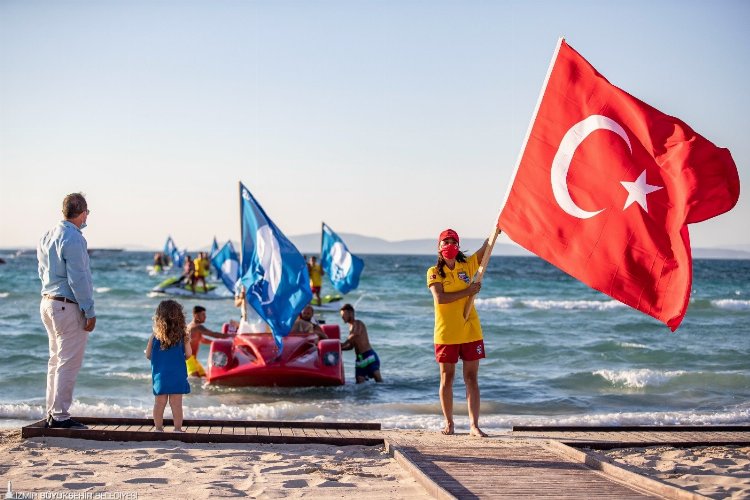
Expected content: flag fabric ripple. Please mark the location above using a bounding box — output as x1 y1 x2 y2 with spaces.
497 39 740 331
210 240 240 294
321 222 365 294
238 182 312 348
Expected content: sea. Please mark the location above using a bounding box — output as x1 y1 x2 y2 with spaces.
1 250 748 431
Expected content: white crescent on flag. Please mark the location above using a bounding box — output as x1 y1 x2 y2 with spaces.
550 114 631 219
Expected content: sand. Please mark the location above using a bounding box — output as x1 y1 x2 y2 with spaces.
3 428 750 499
0 429 429 499
603 445 750 499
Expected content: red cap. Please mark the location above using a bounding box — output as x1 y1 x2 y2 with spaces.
438 229 459 244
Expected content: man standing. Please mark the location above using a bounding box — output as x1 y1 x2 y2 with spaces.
38 193 96 429
308 256 323 305
186 305 231 377
340 304 382 384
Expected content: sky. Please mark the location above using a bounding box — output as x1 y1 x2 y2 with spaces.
1 0 748 251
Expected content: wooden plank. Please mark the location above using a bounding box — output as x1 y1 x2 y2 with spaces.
513 424 750 432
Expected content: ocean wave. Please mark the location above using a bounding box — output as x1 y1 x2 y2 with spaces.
474 296 515 309
524 299 625 310
105 371 151 381
593 368 686 388
2 402 749 431
711 299 750 310
476 296 627 311
95 287 112 294
617 342 649 349
0 292 9 298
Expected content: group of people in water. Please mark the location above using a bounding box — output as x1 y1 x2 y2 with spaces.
39 192 489 437
153 251 213 293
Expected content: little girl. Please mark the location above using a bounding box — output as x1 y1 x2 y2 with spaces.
145 299 192 432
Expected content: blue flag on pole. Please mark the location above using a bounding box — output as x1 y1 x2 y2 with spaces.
210 241 240 293
238 182 312 348
163 236 185 268
209 237 220 277
320 223 365 294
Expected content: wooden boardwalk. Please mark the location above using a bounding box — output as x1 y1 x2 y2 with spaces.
511 425 750 449
384 437 656 499
21 419 750 499
22 417 383 446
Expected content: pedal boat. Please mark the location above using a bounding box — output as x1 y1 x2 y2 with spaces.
206 324 344 387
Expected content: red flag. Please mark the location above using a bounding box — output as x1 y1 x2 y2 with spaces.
498 39 740 330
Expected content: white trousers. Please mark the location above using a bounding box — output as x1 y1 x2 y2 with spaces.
40 298 89 421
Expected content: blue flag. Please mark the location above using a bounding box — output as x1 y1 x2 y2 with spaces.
238 182 312 348
210 241 240 293
320 223 365 294
163 236 184 268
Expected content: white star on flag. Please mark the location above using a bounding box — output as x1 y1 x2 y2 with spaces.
620 170 663 212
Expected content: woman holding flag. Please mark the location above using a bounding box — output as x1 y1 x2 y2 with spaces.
427 229 490 437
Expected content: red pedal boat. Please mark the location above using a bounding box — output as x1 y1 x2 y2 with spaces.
206 324 345 387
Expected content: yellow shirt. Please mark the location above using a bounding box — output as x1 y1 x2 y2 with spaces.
426 253 483 345
309 263 323 287
194 257 208 277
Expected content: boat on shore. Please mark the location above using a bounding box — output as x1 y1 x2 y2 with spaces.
206 324 344 387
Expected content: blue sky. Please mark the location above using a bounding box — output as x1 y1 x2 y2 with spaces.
1 0 747 250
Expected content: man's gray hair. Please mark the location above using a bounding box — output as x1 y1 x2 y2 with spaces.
62 193 88 219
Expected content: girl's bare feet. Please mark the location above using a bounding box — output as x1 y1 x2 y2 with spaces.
469 426 487 437
441 422 455 435
154 427 164 432
173 428 185 433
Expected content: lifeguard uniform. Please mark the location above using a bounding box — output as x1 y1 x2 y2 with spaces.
426 253 485 363
309 263 323 294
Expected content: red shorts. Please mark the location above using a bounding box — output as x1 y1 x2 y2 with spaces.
434 339 485 364
311 286 321 294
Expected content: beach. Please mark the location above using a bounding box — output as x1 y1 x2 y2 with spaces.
602 445 750 499
3 428 750 499
0 429 429 499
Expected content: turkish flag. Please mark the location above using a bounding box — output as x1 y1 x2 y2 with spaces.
498 39 740 330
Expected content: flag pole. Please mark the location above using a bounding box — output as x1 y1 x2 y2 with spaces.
463 226 501 321
238 181 247 322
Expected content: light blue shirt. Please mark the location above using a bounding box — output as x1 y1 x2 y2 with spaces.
37 221 96 318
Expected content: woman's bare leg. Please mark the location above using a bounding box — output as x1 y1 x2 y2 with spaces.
463 360 487 437
439 363 456 435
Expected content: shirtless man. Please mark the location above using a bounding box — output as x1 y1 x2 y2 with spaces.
291 305 327 342
340 304 382 384
186 305 231 376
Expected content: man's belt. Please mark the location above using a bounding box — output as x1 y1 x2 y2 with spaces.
43 295 78 305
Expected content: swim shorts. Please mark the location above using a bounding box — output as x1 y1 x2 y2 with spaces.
355 349 380 379
186 355 206 377
434 339 485 364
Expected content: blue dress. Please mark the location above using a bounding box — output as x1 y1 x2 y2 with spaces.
151 337 191 396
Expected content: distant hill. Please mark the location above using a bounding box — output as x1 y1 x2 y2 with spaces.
9 235 749 259
692 247 750 259
289 233 528 256
288 233 750 259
